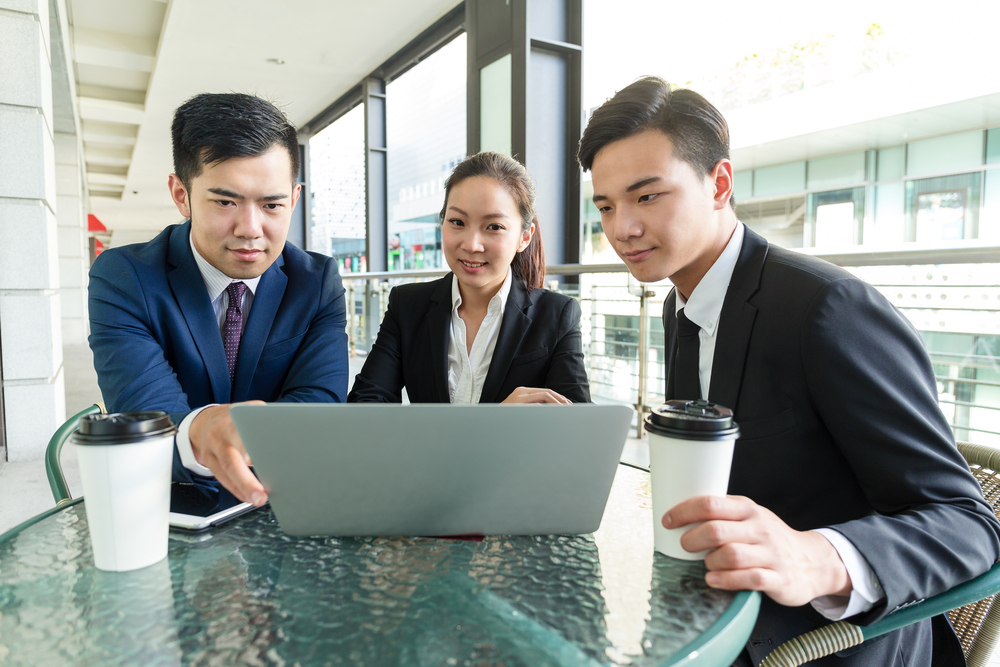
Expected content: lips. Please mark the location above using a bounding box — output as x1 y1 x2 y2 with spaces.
623 248 654 262
459 260 487 268
230 248 264 261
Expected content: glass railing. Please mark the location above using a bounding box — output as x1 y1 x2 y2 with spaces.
339 251 1000 446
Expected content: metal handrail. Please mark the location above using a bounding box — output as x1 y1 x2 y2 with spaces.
340 262 1000 445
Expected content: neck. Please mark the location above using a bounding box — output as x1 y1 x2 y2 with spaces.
673 212 738 301
457 280 502 313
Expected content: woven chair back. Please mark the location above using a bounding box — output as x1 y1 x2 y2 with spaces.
952 441 1000 667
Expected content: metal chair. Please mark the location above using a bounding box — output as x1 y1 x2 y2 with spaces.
761 441 1000 667
45 402 105 505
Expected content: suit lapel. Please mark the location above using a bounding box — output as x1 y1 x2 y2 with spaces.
663 289 678 400
428 275 453 402
166 222 231 403
479 278 532 403
707 227 768 413
232 255 287 402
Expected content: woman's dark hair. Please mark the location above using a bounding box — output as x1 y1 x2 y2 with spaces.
171 93 300 191
577 77 736 209
439 152 546 290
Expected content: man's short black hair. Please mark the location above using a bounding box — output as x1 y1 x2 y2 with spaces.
578 77 735 209
171 93 300 190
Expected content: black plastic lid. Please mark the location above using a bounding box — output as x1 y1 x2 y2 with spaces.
71 411 177 446
644 400 740 441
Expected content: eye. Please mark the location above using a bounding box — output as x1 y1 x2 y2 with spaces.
215 199 236 207
447 218 465 227
638 193 659 203
487 223 506 231
597 205 611 214
263 203 283 210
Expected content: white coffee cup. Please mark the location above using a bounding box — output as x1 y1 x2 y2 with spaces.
73 411 177 572
645 400 740 560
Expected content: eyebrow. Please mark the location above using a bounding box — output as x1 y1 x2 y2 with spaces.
207 187 288 202
447 205 509 219
592 176 663 203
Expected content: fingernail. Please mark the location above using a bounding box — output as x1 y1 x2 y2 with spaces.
662 512 672 528
251 492 265 506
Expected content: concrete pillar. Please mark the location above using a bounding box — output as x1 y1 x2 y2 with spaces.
55 132 88 345
0 0 66 461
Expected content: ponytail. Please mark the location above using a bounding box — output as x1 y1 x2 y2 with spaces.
510 216 545 289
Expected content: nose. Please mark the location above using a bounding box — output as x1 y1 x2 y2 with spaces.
614 208 643 242
234 204 263 239
461 229 485 253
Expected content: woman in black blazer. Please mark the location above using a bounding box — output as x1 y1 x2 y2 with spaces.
348 152 590 404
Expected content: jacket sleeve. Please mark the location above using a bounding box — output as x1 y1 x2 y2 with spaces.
274 258 349 404
347 286 405 403
544 297 591 403
802 278 1000 624
89 250 193 418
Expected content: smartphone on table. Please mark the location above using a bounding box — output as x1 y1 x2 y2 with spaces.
169 481 259 532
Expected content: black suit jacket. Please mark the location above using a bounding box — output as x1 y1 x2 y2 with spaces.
664 227 1000 666
348 274 591 404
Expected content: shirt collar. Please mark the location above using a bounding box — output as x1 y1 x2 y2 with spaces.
189 227 261 302
675 221 745 337
451 268 513 317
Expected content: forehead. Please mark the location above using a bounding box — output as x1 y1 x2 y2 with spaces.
448 176 518 211
590 129 696 192
193 146 294 187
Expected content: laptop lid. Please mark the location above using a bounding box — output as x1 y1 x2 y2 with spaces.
230 403 633 537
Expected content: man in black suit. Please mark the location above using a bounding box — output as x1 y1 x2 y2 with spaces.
577 76 1000 665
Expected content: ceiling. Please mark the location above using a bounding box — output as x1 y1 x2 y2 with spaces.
67 0 460 246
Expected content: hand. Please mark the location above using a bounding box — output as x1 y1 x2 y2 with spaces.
501 387 572 404
663 495 852 607
189 401 268 507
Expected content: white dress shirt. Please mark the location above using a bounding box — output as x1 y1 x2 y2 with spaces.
675 221 885 620
175 233 262 477
447 269 513 404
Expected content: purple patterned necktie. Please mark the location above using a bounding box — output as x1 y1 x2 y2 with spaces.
224 281 247 385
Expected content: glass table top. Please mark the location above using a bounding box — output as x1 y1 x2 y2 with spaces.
0 465 752 666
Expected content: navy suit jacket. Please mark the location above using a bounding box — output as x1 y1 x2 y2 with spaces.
89 221 348 482
664 227 1000 666
348 274 591 404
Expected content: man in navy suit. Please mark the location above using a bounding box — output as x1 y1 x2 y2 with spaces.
89 93 348 506
578 77 1000 665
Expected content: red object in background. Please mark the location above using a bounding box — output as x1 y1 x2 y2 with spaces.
93 239 105 256
87 214 107 233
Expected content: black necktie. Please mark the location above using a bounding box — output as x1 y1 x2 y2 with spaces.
674 308 702 401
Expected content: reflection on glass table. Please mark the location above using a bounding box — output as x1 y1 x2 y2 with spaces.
0 464 759 666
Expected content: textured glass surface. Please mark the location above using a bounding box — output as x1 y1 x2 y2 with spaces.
0 466 739 666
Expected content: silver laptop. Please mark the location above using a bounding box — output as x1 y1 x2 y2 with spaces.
230 403 633 537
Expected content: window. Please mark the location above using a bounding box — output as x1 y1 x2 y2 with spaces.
386 34 467 271
308 105 366 273
807 187 865 247
905 173 981 242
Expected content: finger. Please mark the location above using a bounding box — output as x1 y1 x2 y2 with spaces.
216 447 267 506
507 387 572 404
663 495 756 528
681 518 768 552
703 542 774 572
704 567 782 594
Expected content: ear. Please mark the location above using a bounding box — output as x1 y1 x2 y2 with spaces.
168 174 191 218
709 159 734 211
290 182 302 210
517 222 535 252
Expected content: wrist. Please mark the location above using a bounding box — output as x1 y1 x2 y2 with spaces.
806 530 852 599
